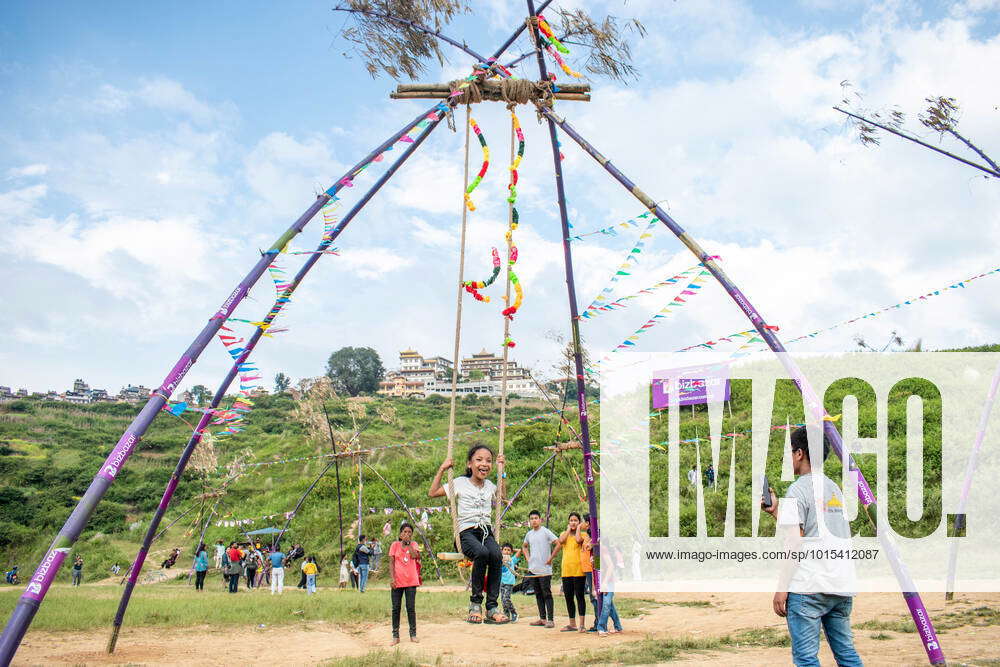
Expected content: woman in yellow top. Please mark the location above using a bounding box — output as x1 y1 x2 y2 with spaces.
549 512 589 632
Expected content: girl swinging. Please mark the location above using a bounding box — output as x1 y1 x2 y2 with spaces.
429 443 509 624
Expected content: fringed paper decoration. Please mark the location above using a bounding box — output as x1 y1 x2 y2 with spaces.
536 15 583 78
500 110 525 339
579 217 660 318
463 248 501 302
464 116 489 211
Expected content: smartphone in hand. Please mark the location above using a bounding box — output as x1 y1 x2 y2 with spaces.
761 474 773 509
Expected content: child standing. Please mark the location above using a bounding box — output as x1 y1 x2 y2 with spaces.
522 509 558 628
303 556 319 594
500 543 521 623
339 555 351 590
429 444 508 624
388 522 421 644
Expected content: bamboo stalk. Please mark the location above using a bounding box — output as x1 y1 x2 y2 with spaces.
525 0 604 620
945 361 1000 600
320 402 346 564
102 113 443 655
390 91 590 102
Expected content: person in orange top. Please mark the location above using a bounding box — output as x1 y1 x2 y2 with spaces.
388 522 422 645
550 512 587 632
580 514 597 631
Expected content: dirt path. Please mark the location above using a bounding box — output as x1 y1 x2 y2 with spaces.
14 592 1000 665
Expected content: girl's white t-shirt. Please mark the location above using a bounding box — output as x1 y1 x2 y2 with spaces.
444 475 496 531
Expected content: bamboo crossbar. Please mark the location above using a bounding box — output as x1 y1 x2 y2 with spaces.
391 91 590 102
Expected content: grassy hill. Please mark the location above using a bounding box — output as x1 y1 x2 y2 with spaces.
0 353 966 581
0 393 592 581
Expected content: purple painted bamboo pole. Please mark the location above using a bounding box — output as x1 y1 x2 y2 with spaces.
945 361 1000 600
0 105 445 667
540 105 947 665
525 0 603 620
104 113 443 654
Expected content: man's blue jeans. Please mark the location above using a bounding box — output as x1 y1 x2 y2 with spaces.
786 593 863 667
595 592 622 632
358 564 370 592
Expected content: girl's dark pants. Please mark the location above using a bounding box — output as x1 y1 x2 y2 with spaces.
194 570 207 590
246 567 257 588
228 570 240 593
459 526 502 611
563 575 586 619
391 585 417 638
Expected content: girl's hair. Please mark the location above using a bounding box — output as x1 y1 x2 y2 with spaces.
196 543 205 553
399 522 414 535
501 542 514 551
568 511 582 521
464 444 495 477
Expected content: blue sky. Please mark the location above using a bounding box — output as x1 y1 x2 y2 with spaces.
2 0 999 394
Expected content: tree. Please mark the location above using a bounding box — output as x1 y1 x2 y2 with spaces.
325 347 385 396
274 372 291 394
190 385 209 405
835 86 999 179
468 369 485 381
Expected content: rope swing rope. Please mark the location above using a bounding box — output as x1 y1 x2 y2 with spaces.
444 104 475 555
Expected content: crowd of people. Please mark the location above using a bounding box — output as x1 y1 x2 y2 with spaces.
427 443 623 639
2 426 862 665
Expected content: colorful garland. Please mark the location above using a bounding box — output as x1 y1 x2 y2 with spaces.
579 217 659 318
463 248 501 302
581 264 703 320
536 15 583 79
500 110 526 347
465 116 489 211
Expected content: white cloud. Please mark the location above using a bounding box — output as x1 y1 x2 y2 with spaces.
0 184 47 218
332 247 415 280
136 77 229 124
6 164 48 178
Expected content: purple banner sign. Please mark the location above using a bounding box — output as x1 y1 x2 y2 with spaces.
652 363 731 408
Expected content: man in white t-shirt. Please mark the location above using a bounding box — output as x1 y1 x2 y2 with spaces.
762 426 862 667
522 510 558 628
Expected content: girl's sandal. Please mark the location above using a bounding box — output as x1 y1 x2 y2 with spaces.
467 603 483 624
484 608 510 624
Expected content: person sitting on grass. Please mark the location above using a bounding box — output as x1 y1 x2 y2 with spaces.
761 426 862 667
429 443 509 625
388 522 421 645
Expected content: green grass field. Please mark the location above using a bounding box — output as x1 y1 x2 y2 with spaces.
0 581 654 632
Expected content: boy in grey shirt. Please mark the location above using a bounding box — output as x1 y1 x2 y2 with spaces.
762 426 861 667
522 509 558 627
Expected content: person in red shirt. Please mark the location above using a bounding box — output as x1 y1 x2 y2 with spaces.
225 543 243 594
388 523 421 645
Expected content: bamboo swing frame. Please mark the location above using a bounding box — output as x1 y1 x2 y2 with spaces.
0 3 948 665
